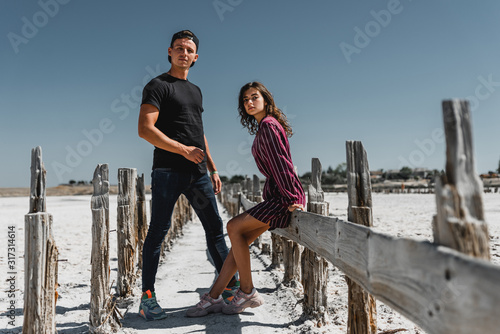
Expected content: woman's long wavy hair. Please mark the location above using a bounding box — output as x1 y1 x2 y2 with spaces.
238 82 293 137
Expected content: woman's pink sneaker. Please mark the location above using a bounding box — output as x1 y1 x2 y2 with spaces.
222 288 264 315
186 293 224 317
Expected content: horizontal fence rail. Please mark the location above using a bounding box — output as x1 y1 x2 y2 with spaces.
240 194 500 334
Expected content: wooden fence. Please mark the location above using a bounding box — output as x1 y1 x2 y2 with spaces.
219 100 500 334
22 152 192 333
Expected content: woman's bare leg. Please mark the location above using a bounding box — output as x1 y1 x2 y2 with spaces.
208 249 237 299
208 213 269 298
226 213 269 294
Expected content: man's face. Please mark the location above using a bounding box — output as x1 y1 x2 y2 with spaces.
168 38 198 68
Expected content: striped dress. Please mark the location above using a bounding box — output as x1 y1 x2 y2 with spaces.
246 116 306 229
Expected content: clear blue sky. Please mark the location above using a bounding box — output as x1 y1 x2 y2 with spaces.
2 0 500 187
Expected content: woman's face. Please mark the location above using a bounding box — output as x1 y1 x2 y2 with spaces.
242 88 267 121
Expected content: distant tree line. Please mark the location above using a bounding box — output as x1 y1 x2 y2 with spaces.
222 163 349 186
59 158 500 187
480 158 500 179
222 164 443 186
68 180 91 185
300 163 348 185
219 175 245 184
64 159 500 187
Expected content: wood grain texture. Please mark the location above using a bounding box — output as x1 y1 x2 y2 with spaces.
116 168 137 297
434 100 490 259
90 164 119 333
346 141 376 334
29 146 46 213
23 213 57 334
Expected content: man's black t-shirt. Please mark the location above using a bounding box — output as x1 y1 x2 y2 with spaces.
141 73 207 175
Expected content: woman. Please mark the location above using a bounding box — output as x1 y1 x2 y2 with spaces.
187 82 305 317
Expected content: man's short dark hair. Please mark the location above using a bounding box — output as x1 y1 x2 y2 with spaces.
168 30 199 68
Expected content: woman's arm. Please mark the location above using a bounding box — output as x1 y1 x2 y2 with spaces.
259 122 302 205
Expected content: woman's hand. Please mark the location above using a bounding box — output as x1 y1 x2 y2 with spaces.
288 203 304 212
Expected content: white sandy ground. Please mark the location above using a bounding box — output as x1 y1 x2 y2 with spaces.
0 193 499 333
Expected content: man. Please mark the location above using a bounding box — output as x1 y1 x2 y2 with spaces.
138 30 236 321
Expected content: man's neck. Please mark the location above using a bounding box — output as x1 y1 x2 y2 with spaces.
167 66 189 80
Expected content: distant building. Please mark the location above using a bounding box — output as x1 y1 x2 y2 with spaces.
373 168 434 181
480 173 499 179
413 168 430 179
385 169 401 180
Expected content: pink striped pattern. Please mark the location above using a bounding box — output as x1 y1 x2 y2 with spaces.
246 116 306 229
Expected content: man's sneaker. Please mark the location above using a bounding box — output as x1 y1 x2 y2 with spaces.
222 280 240 304
138 290 168 321
186 293 224 317
222 288 264 315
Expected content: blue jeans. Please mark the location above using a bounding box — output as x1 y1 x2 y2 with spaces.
142 169 230 292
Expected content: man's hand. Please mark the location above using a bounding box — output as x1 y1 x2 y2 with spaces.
183 146 205 164
210 173 222 195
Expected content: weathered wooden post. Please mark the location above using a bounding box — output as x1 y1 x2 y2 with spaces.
281 167 303 284
231 184 236 217
252 174 264 249
117 168 138 297
220 183 227 214
301 158 329 326
136 173 148 271
228 184 236 217
282 240 302 286
235 183 242 217
221 182 241 218
161 208 174 255
271 233 284 268
240 180 245 198
245 176 252 201
23 146 58 334
345 141 377 334
434 100 490 259
282 218 303 286
179 194 191 228
29 146 46 214
169 201 181 250
90 164 120 333
252 174 262 202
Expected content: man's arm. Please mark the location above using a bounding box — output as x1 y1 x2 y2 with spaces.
138 103 205 164
204 135 221 195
